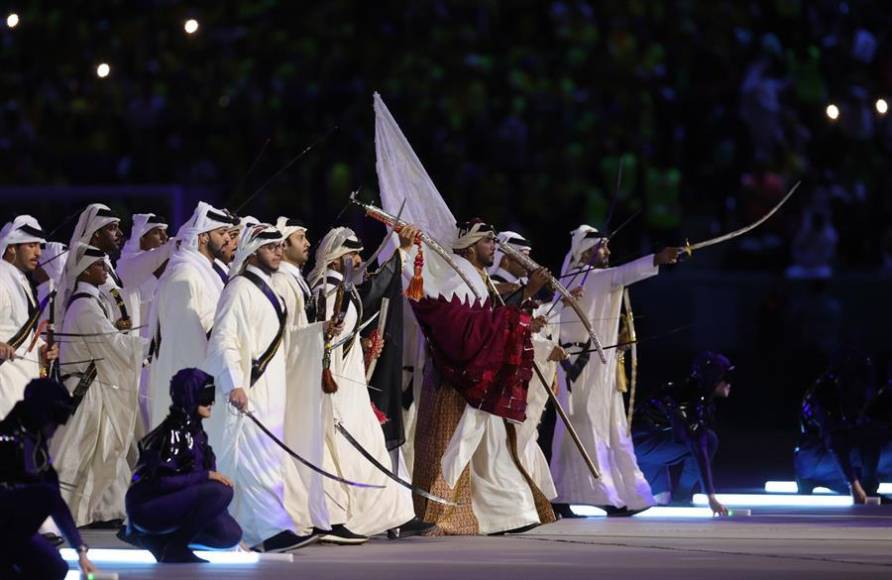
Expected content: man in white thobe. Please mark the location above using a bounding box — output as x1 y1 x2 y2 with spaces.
62 204 136 333
488 230 565 509
117 213 173 432
0 216 56 416
147 202 235 428
52 243 148 526
117 213 172 331
203 223 315 552
269 216 331 537
401 220 555 535
551 225 681 514
307 227 416 543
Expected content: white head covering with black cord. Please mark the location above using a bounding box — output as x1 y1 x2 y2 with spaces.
307 227 363 289
560 225 607 276
229 223 285 276
0 215 46 256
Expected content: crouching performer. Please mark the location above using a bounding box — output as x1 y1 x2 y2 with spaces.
123 368 242 563
0 379 98 579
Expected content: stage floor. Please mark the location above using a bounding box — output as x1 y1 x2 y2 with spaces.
74 505 892 579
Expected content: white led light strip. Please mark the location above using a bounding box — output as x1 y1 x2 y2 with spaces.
693 493 853 507
60 548 292 565
764 481 892 495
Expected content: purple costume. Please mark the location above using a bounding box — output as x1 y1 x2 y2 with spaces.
0 379 83 580
125 368 241 563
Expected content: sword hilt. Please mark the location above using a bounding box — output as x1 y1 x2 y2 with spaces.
677 239 693 262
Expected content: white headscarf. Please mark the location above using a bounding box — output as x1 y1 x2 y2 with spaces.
489 230 531 275
238 215 260 232
0 215 46 256
307 227 363 288
275 216 307 241
65 243 107 289
40 242 68 287
69 203 119 248
229 223 284 276
560 225 607 276
177 202 235 250
452 220 496 251
121 213 167 258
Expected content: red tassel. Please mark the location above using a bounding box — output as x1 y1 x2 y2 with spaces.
371 401 389 425
321 367 339 394
405 237 424 302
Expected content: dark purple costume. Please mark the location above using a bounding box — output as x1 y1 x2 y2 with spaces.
632 352 733 502
124 368 241 562
0 379 84 580
794 352 892 495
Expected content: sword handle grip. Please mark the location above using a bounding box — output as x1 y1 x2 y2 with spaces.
676 240 692 262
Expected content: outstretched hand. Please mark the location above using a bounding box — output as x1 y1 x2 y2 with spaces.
654 247 684 266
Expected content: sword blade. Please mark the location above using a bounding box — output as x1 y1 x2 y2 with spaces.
243 410 384 489
689 180 801 252
335 421 461 506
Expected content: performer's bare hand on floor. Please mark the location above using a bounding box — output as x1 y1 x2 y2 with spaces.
654 247 684 266
229 388 249 411
78 552 97 576
398 224 421 248
708 494 729 517
209 470 234 487
850 479 868 504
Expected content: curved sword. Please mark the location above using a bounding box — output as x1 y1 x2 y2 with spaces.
681 180 801 256
497 241 607 364
242 410 384 489
350 192 483 302
357 198 406 281
334 421 460 506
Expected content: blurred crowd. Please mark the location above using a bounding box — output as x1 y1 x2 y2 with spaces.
0 0 890 272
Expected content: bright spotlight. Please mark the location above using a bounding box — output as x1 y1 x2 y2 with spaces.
6 13 19 28
825 104 840 121
184 19 199 34
96 63 111 78
877 98 888 115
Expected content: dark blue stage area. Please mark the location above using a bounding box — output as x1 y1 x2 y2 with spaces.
72 503 892 579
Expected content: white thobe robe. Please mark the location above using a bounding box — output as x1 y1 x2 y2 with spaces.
0 261 42 417
52 282 147 525
99 258 140 332
147 249 223 428
117 239 174 330
270 262 329 534
551 255 659 509
403 248 543 534
203 266 297 546
519 303 560 501
315 269 415 536
118 239 173 434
